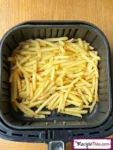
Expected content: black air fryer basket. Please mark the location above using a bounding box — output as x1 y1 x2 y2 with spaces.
0 21 113 149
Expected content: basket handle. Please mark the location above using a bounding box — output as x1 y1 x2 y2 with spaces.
48 141 65 150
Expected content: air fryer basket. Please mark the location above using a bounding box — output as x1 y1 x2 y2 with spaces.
0 21 112 130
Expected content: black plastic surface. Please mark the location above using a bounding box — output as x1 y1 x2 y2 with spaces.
0 21 112 130
1 113 113 142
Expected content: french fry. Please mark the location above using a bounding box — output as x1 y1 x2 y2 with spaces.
36 39 56 47
24 60 36 67
30 83 33 99
68 93 83 106
32 72 36 92
9 70 14 82
81 87 92 102
16 102 36 117
37 111 51 115
35 93 58 113
34 115 45 118
65 108 88 114
45 37 68 42
36 74 43 81
61 110 82 118
38 92 50 100
47 94 59 109
77 89 89 106
17 76 21 92
24 67 33 73
51 67 55 81
31 80 49 102
24 75 30 97
58 93 64 112
67 99 82 107
28 100 43 108
90 100 97 113
80 79 91 87
51 98 61 109
41 47 59 51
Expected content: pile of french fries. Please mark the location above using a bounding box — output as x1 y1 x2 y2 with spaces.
8 37 100 118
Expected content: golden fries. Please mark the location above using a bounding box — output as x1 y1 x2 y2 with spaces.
9 37 100 118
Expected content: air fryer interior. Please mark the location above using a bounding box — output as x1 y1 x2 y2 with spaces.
0 22 111 129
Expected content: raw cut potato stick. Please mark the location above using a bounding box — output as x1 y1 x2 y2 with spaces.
61 110 82 118
35 93 58 113
58 93 64 112
45 37 68 41
65 108 88 114
47 94 59 109
31 80 49 102
17 76 21 92
28 100 43 108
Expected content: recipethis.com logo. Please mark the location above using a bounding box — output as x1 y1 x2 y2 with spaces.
72 139 111 150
